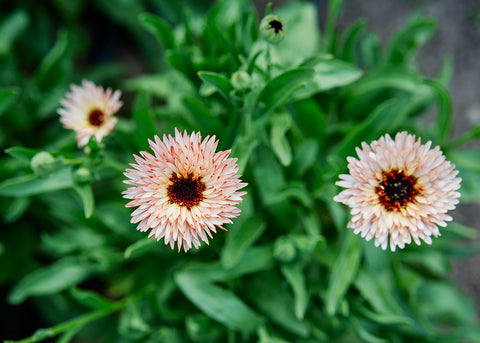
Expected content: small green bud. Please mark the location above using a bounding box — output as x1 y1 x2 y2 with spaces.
73 167 92 184
274 236 296 262
230 71 251 91
259 14 286 44
30 152 56 177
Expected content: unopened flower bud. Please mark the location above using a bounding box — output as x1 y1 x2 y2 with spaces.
259 14 286 44
231 71 251 91
30 152 56 177
73 167 92 184
274 236 296 262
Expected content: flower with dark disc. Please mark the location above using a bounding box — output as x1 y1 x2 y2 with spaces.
57 79 123 148
334 132 461 251
123 129 247 252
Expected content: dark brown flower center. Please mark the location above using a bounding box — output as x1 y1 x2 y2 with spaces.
167 174 206 209
269 19 283 34
375 169 419 212
88 108 105 127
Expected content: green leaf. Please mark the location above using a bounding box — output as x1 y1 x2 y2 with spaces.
269 112 292 166
383 16 437 66
424 79 452 144
250 272 310 337
257 68 315 115
124 238 158 259
197 71 233 99
4 146 40 163
349 316 389 343
35 29 70 89
139 13 175 49
296 56 363 98
182 97 223 134
0 167 73 197
325 233 362 316
341 18 366 62
231 134 259 175
175 271 264 333
334 98 413 163
0 87 20 117
281 263 309 319
132 92 156 149
73 184 94 218
69 287 114 310
221 216 266 269
0 10 29 55
8 257 95 304
292 139 319 178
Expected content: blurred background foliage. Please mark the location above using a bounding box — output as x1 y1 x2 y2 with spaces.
1 0 480 342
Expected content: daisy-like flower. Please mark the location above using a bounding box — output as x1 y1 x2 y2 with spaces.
57 79 123 148
122 129 247 252
334 132 461 251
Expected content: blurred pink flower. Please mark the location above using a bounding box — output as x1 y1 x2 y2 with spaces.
57 79 122 148
334 132 461 251
123 129 247 252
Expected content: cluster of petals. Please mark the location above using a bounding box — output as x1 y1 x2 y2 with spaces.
334 131 461 251
57 79 122 148
123 129 247 252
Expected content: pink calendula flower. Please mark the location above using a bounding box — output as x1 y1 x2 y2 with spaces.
57 79 123 148
334 131 461 251
122 129 247 252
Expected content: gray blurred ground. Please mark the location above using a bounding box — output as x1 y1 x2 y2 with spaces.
255 0 480 310
336 0 480 312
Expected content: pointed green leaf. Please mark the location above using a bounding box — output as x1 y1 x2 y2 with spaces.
281 263 308 319
0 10 29 55
175 271 264 333
73 183 94 218
221 216 266 269
325 233 362 316
258 68 314 115
8 258 95 304
198 71 233 99
270 112 292 166
132 92 156 149
139 13 175 49
0 167 73 197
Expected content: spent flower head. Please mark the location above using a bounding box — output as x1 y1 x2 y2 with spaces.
334 132 461 251
57 79 123 148
122 129 247 252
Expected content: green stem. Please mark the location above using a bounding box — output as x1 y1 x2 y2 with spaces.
5 301 125 343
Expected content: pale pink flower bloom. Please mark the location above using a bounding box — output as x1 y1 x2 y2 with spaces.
122 129 247 252
57 79 123 148
334 132 461 251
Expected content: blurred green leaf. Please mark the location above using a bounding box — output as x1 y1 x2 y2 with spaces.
8 257 96 304
257 68 315 115
175 271 264 333
250 272 310 337
325 233 362 316
35 29 71 89
340 18 366 62
198 71 233 99
73 183 94 218
0 87 20 117
383 16 437 66
124 238 158 260
270 111 292 166
69 287 114 310
186 314 225 342
349 316 388 343
0 166 73 197
291 139 318 178
132 92 156 149
4 146 41 163
139 13 175 49
281 263 309 320
296 56 363 98
230 134 259 174
0 10 29 55
221 216 266 269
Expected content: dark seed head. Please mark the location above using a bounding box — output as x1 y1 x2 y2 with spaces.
375 169 419 212
167 174 206 209
88 108 105 127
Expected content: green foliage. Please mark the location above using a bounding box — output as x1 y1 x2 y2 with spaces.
1 0 479 342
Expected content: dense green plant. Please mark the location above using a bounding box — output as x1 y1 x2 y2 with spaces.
1 0 480 342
